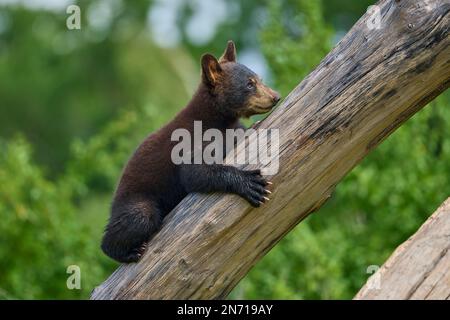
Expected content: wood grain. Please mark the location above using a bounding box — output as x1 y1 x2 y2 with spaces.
91 0 450 299
355 197 450 300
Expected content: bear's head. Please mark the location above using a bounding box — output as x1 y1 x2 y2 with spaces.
201 40 281 118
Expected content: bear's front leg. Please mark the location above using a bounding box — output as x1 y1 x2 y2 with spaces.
179 164 271 207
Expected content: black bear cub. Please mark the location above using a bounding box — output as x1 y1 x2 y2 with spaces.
101 41 281 263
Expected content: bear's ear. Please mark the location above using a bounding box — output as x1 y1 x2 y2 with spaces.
201 54 222 87
219 40 237 63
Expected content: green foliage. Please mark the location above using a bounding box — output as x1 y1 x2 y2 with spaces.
0 137 113 299
0 101 176 299
261 0 332 95
0 6 192 171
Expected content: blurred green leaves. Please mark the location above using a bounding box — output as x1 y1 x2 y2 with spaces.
0 137 105 299
0 5 193 171
261 0 332 95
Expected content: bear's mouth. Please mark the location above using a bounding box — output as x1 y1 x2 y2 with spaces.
250 100 279 112
252 105 273 112
241 104 274 117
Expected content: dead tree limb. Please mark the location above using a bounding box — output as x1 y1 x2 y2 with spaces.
91 0 450 299
355 197 450 300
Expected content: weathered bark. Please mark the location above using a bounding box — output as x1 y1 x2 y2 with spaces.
91 0 450 300
355 197 450 300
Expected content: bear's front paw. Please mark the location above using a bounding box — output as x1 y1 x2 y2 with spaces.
239 169 272 207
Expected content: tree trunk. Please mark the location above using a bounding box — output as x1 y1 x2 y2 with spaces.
355 197 450 300
91 0 450 299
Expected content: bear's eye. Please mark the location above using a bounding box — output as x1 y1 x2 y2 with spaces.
247 80 255 90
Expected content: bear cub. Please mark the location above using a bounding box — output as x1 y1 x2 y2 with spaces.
101 41 281 263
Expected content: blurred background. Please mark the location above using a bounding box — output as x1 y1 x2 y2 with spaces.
0 0 449 299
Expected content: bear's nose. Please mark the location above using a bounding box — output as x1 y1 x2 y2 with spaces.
272 92 281 104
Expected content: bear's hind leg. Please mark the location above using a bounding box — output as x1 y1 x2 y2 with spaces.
101 196 162 263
